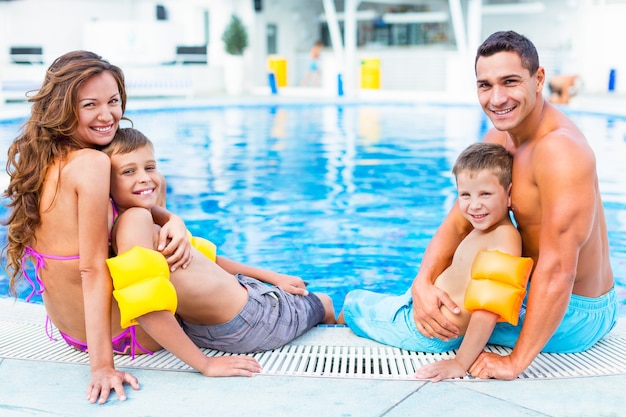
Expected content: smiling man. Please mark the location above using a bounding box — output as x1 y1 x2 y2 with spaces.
410 30 617 379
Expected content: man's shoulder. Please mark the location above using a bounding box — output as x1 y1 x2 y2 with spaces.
483 129 507 145
542 104 585 139
535 124 591 162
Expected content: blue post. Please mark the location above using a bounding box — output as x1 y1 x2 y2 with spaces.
337 73 344 97
268 72 278 95
608 69 617 92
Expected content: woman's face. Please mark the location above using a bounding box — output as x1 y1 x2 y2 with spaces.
73 71 123 148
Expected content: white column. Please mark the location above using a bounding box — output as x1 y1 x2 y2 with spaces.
344 0 360 96
467 0 483 59
322 0 345 95
449 0 467 57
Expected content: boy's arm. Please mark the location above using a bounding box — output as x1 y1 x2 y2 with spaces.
150 206 191 271
414 310 498 381
156 172 166 208
137 311 261 377
448 310 499 371
215 256 309 296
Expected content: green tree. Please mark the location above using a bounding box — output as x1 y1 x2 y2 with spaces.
222 15 248 56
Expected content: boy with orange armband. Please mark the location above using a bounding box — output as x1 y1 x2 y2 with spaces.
338 142 532 381
102 128 335 373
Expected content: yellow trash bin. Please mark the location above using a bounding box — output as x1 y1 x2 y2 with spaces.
361 58 380 89
268 55 288 87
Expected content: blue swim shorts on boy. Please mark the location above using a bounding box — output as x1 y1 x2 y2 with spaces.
342 287 618 354
342 289 464 352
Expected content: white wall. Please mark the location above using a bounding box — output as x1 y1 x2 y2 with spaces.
0 0 128 64
0 0 251 95
1 0 625 96
248 0 324 87
573 1 626 94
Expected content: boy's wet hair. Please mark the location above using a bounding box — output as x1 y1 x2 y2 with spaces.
452 142 513 189
103 127 154 157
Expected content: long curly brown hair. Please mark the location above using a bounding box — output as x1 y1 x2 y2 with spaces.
2 50 128 296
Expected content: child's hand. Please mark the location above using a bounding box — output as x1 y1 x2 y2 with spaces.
414 359 466 382
274 274 309 296
157 215 192 271
202 356 262 377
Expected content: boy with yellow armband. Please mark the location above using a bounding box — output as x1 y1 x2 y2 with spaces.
103 128 335 371
338 142 532 381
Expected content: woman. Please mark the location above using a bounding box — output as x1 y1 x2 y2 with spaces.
2 51 192 404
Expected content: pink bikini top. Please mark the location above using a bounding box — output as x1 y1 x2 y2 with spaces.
21 199 119 302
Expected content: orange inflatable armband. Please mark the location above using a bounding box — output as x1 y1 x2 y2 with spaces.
464 250 533 325
107 246 178 329
187 231 217 262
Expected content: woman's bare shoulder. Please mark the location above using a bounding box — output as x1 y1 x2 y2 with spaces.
63 149 110 177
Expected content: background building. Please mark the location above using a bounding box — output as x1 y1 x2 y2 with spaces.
0 0 623 100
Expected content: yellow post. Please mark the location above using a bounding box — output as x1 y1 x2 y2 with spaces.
361 58 380 89
267 55 288 87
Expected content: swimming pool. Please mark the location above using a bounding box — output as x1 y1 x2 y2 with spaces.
1 102 625 315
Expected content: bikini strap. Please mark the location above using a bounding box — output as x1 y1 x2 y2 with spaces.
128 326 154 360
109 198 119 245
45 316 59 342
22 246 79 303
22 247 48 302
111 198 119 221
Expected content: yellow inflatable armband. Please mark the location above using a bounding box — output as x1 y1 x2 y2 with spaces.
187 230 217 262
464 250 533 325
106 246 178 329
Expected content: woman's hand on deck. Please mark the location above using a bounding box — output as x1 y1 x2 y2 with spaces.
87 368 140 404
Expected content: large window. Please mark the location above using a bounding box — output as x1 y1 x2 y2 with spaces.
319 2 454 48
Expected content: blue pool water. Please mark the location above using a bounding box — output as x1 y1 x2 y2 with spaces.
1 102 625 315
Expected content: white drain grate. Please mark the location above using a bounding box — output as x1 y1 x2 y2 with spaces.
2 316 626 380
2 299 626 380
255 338 626 380
254 344 452 379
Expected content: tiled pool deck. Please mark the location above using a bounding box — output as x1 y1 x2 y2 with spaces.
1 93 625 417
1 296 625 417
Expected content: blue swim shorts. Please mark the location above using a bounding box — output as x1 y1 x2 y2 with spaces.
180 274 325 354
342 288 463 352
488 286 618 353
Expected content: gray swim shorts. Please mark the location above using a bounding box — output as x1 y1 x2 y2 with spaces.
179 274 325 353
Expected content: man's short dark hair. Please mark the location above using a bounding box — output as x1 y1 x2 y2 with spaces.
475 30 539 76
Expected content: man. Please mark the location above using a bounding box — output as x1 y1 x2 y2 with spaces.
410 31 617 380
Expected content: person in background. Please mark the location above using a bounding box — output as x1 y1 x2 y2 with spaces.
548 74 580 104
300 40 323 87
